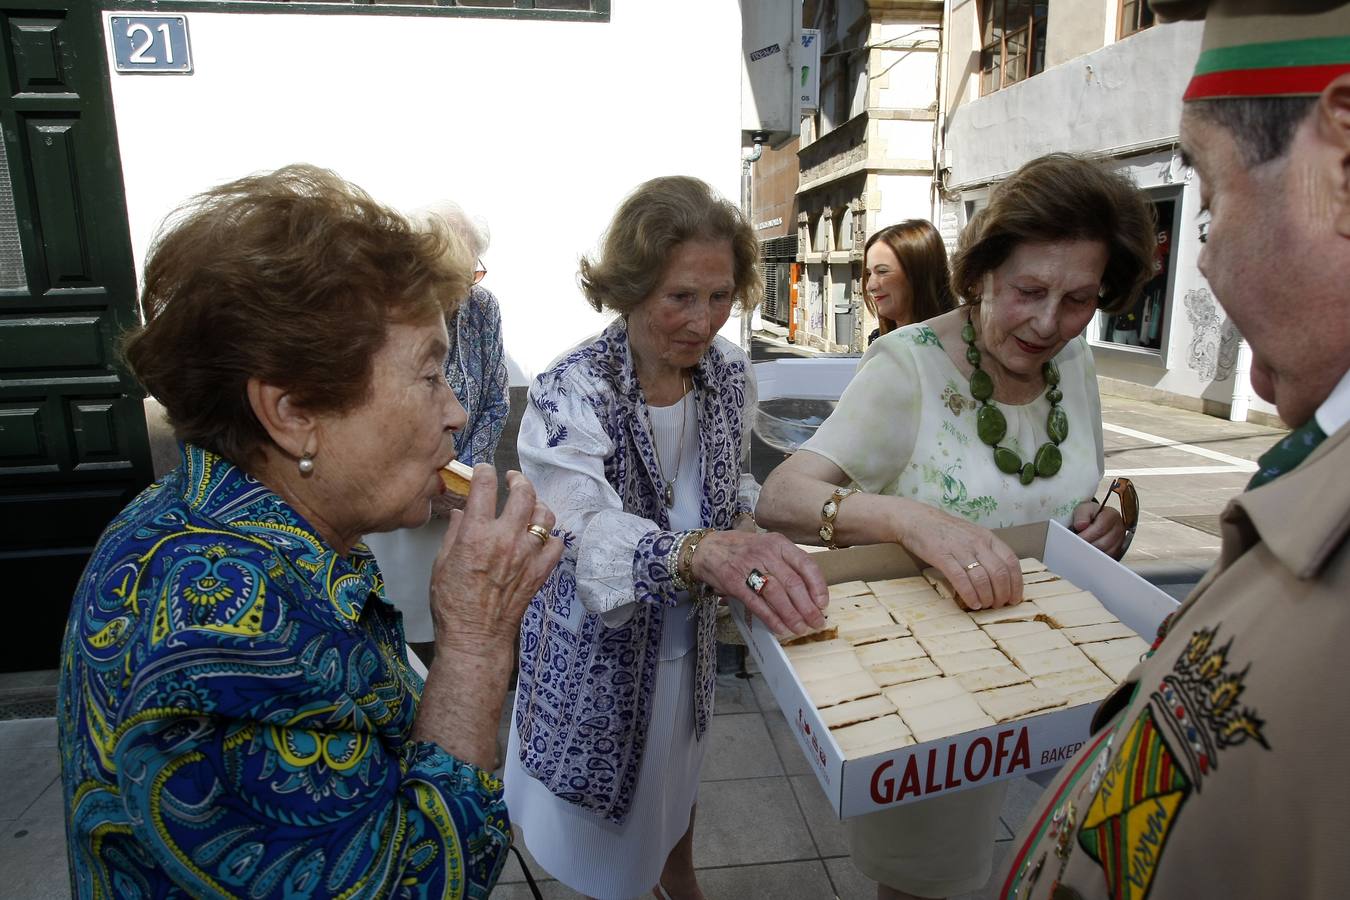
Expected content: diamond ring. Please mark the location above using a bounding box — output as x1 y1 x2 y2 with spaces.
745 568 768 593
964 561 983 571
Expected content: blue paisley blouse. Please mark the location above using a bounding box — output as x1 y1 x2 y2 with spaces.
513 317 758 824
57 444 509 899
447 285 509 466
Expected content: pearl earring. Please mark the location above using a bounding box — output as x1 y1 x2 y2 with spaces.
298 453 315 475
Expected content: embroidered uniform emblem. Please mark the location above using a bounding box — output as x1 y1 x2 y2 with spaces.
1077 625 1269 900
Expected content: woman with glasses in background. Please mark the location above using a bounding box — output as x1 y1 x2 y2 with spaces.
366 200 510 668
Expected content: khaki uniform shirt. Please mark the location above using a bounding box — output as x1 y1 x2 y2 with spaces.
999 424 1350 900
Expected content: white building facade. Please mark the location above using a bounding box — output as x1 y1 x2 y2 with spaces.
941 0 1275 423
789 0 946 352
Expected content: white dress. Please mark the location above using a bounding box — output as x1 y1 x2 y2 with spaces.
504 392 706 900
802 322 1105 896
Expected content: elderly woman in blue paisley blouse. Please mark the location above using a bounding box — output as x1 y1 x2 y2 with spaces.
504 175 829 900
56 165 562 899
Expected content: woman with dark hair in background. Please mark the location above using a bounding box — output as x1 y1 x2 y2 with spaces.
863 219 957 345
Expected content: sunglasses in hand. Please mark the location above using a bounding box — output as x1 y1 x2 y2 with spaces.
1090 476 1139 554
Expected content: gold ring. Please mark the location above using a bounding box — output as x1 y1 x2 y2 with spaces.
526 524 551 546
964 561 982 571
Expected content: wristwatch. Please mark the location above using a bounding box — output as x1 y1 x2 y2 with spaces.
818 487 859 550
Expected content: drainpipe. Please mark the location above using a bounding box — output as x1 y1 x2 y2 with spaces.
740 131 767 351
1229 338 1253 422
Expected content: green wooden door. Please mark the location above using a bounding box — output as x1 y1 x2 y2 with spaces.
0 2 151 672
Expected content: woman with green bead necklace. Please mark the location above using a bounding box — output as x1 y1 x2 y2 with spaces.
757 153 1156 900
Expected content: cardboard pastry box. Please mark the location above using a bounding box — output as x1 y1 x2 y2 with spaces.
731 520 1178 818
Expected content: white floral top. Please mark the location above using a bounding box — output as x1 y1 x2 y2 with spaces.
803 322 1104 528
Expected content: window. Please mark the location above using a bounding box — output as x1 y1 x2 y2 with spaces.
1118 0 1155 39
979 1 1048 95
1097 193 1178 352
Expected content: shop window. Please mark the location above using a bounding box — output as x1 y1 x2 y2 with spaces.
979 1 1048 95
1097 193 1177 351
1118 0 1155 39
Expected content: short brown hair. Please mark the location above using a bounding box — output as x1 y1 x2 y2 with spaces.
123 164 473 467
951 153 1156 315
579 175 762 315
863 219 957 337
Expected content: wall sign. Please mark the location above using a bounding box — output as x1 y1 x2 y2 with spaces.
109 15 193 75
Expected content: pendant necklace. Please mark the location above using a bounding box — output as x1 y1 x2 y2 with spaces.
962 309 1069 484
655 372 690 507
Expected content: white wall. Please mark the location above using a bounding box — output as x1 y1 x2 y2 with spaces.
103 4 744 385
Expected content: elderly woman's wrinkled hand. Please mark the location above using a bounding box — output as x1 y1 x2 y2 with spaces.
894 501 1023 610
691 530 829 636
430 464 563 653
1071 500 1127 559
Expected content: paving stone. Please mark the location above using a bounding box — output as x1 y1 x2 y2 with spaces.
715 672 761 716
700 713 783 782
693 777 816 867
0 749 58 822
789 774 850 857
694 859 835 899
3 780 70 900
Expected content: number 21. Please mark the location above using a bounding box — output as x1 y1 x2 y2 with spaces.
126 23 174 65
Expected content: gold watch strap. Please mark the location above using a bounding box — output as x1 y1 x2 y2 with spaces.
818 487 858 550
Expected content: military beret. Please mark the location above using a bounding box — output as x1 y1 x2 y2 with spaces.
1149 0 1350 100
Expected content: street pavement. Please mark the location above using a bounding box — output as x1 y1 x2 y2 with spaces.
0 333 1285 899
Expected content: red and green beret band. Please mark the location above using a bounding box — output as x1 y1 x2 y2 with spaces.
1184 35 1350 100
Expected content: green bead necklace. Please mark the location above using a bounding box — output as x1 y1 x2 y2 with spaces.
961 312 1068 485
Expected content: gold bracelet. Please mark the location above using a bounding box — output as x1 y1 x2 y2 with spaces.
732 510 756 529
678 527 714 587
818 487 859 550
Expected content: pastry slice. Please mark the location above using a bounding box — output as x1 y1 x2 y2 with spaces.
910 613 979 637
779 622 841 646
820 694 898 729
1060 622 1140 645
867 576 936 597
967 601 1045 626
805 670 881 708
828 580 873 600
784 638 855 661
1095 655 1140 682
1019 558 1048 574
834 593 883 614
1080 636 1150 666
915 629 995 657
439 459 474 496
1032 666 1116 699
995 629 1073 665
832 714 915 759
883 676 967 710
921 566 958 601
792 651 865 684
974 683 1068 723
1021 569 1061 585
1016 645 1093 677
931 648 1012 676
1045 607 1120 629
1035 591 1106 614
868 656 943 688
892 598 964 626
956 664 1030 693
848 624 913 646
856 637 927 668
1022 579 1087 601
981 620 1051 641
900 694 994 742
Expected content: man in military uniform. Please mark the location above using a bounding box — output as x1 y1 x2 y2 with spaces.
999 2 1350 898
